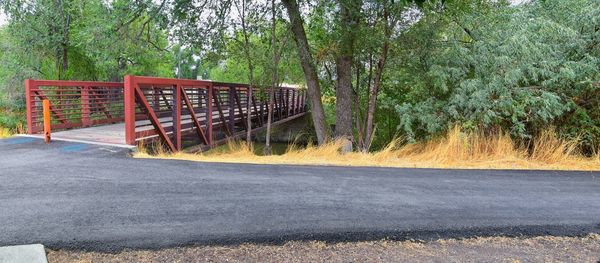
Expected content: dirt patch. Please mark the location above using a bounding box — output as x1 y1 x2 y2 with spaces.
47 235 600 263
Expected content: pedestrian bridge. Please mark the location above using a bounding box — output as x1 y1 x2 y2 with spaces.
25 76 307 151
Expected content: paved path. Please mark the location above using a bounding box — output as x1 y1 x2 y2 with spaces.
1 137 599 251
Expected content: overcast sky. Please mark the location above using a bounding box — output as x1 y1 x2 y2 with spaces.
0 11 6 26
0 0 529 28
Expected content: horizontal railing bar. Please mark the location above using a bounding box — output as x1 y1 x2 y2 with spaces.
31 80 123 87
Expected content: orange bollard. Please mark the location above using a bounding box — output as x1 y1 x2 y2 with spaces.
43 99 51 143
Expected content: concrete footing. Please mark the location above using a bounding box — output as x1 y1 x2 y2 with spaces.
0 244 47 263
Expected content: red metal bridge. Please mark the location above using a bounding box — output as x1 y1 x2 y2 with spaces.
26 76 307 151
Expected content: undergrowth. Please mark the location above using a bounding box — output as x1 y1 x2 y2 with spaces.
0 127 11 138
0 123 25 139
135 127 600 171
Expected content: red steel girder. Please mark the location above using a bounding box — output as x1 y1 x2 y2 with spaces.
181 86 209 145
213 88 233 136
32 90 70 125
134 85 177 152
232 89 248 131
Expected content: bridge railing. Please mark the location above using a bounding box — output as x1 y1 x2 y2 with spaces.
25 79 124 134
124 76 306 151
25 76 307 151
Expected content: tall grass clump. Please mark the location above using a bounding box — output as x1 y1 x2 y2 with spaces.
135 127 600 171
0 127 11 138
0 123 23 139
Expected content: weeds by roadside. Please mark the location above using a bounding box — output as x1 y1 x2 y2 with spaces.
0 127 12 138
135 127 600 171
0 123 24 139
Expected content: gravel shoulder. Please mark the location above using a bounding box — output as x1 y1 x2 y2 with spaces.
47 235 600 263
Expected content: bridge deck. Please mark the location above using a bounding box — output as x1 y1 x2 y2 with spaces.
51 122 128 145
45 109 256 146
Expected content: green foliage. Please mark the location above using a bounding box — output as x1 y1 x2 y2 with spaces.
0 0 174 130
393 0 600 151
206 20 304 87
0 0 599 153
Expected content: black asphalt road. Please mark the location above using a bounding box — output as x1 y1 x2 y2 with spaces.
1 137 599 251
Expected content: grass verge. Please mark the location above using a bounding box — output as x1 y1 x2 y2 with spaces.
135 127 600 171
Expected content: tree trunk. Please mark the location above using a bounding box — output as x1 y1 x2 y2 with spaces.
57 29 69 79
282 0 330 145
236 0 255 145
363 44 388 151
364 6 392 151
265 0 279 155
58 44 69 80
334 1 360 152
192 58 201 80
62 45 68 75
354 65 365 150
265 87 275 155
335 56 354 152
57 2 70 80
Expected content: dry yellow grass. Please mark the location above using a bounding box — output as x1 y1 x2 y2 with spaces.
0 127 12 138
135 127 600 171
46 234 600 263
0 124 24 139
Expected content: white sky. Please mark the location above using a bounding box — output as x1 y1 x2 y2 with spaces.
0 11 6 26
0 0 529 28
511 0 531 5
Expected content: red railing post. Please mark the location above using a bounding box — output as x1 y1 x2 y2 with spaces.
172 84 182 151
197 89 202 109
277 89 282 120
303 91 307 112
260 90 265 123
291 89 296 116
294 90 297 114
25 79 35 134
280 89 284 118
289 89 293 115
296 90 300 114
272 89 277 121
228 86 235 131
285 89 290 117
247 86 252 128
124 75 136 145
246 86 249 118
207 84 213 146
152 86 160 112
283 89 287 117
301 91 305 112
280 89 283 117
81 85 90 127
